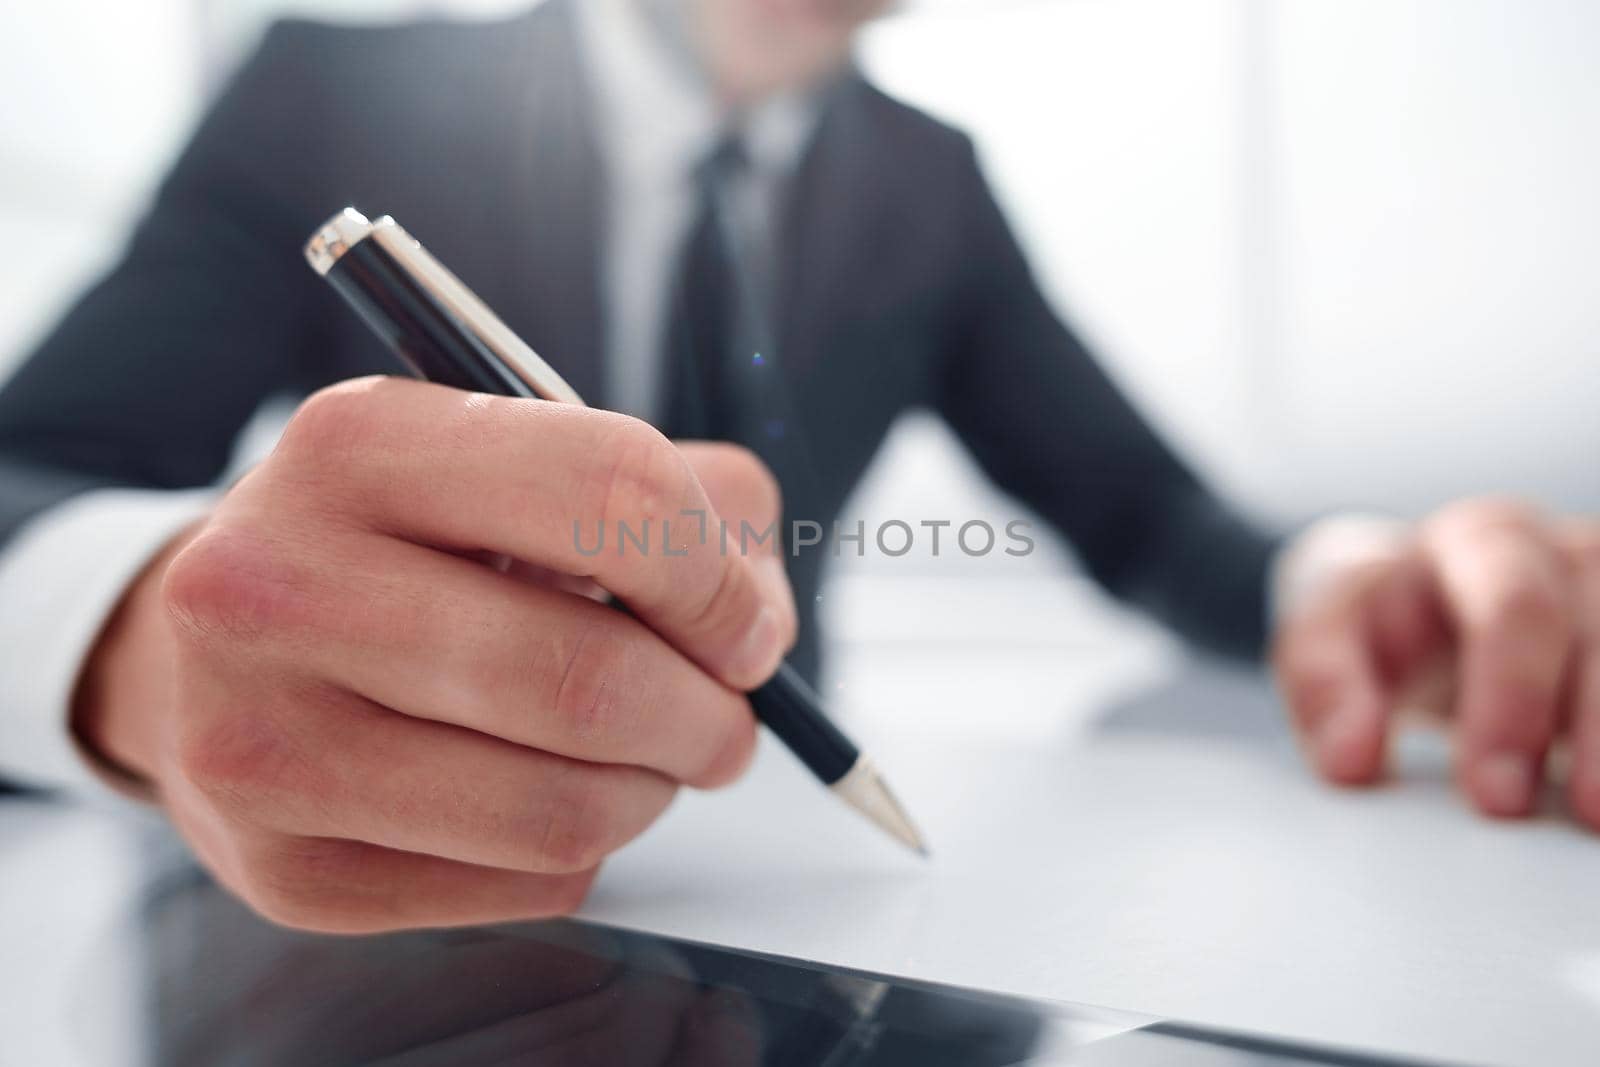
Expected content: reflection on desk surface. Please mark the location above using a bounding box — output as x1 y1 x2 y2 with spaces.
70 864 1444 1067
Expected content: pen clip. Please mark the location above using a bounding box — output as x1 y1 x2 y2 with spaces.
368 217 586 407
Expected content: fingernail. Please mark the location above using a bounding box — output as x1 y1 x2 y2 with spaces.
726 606 781 686
1478 753 1536 815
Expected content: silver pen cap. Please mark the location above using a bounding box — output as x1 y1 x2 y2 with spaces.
303 207 584 407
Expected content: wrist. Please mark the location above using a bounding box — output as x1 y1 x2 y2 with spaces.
71 524 200 789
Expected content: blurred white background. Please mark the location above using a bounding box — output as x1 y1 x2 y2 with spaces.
0 0 1596 669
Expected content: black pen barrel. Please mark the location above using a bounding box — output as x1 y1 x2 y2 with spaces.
749 663 858 785
324 238 535 400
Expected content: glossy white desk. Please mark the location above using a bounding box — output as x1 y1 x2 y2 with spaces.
587 577 1600 1067
2 577 1596 1066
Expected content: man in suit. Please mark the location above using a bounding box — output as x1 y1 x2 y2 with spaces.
0 0 1595 931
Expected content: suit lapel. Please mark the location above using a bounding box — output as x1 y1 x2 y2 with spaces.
775 76 912 402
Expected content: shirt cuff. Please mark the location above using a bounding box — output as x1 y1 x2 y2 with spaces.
1269 513 1411 626
0 487 214 799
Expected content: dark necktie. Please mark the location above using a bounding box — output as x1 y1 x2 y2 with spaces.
660 132 753 441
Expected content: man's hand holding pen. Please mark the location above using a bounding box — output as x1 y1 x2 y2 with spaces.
73 376 797 933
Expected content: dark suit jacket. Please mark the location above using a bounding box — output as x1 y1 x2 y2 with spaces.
0 0 1278 680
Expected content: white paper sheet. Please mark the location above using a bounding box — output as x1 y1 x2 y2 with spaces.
584 648 1600 1067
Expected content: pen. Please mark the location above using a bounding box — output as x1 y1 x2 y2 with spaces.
304 208 927 856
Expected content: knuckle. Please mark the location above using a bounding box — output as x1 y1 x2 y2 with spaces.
174 715 298 807
278 377 387 466
1433 497 1542 539
681 555 758 655
161 527 294 643
550 620 640 746
529 772 615 873
1474 581 1567 644
582 417 684 529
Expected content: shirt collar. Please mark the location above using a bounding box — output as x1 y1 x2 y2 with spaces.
574 0 820 181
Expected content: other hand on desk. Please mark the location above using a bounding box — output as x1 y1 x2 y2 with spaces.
71 377 797 932
1273 499 1600 829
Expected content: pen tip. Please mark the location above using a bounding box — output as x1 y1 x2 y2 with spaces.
830 756 930 858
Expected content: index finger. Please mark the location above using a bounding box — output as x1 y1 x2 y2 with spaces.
1421 503 1576 817
273 377 794 690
